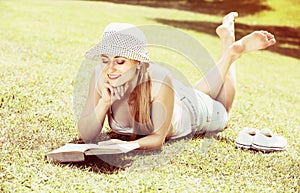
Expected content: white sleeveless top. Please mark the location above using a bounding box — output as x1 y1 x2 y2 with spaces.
95 62 193 139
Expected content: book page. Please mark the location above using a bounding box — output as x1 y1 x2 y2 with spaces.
47 142 140 161
85 142 140 155
97 142 140 153
49 143 100 154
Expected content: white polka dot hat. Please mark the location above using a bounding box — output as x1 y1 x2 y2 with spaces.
85 23 150 63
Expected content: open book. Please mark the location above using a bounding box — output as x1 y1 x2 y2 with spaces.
47 142 140 162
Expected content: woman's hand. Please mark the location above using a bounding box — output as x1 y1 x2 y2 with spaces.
97 72 129 105
112 82 129 100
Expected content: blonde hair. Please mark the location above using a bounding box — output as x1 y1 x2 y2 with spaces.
128 62 153 139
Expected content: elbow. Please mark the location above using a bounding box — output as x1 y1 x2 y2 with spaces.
77 124 89 141
78 130 93 141
152 136 166 150
157 139 165 148
153 133 167 149
77 122 100 141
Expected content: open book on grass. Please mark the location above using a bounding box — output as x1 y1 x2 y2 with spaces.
47 142 140 162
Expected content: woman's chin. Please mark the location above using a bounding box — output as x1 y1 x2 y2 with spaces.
109 79 124 87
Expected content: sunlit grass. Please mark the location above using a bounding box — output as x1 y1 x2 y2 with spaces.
0 0 299 192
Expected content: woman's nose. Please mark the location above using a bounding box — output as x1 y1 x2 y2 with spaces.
107 61 116 71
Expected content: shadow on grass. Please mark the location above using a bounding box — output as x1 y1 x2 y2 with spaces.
52 129 280 173
90 0 272 17
53 125 282 173
153 18 300 59
54 131 238 174
50 132 207 174
83 0 298 59
51 132 163 174
68 149 163 174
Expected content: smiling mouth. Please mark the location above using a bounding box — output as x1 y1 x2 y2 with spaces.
107 74 121 80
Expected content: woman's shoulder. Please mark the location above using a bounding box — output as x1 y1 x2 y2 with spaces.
148 62 172 82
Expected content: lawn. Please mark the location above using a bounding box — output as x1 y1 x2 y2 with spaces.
0 0 299 192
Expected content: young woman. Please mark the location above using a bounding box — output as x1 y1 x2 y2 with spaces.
78 12 276 150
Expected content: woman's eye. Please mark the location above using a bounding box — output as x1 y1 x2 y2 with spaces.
102 59 109 64
116 60 125 65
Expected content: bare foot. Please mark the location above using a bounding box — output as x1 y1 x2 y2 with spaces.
230 30 276 58
216 12 238 44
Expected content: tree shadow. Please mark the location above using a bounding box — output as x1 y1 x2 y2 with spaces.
83 0 298 59
92 0 272 17
153 18 300 59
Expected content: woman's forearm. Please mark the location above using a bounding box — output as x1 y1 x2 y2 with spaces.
134 133 166 150
78 99 110 140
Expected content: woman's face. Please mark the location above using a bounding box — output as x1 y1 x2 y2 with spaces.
101 54 138 87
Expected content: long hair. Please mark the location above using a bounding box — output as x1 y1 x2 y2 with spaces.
128 62 153 139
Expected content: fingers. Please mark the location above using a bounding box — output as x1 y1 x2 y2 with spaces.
104 82 113 92
112 83 129 100
99 82 112 104
101 81 130 103
103 82 113 96
120 82 129 96
117 86 121 95
113 87 121 100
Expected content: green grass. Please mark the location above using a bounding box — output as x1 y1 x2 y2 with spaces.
0 0 299 192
